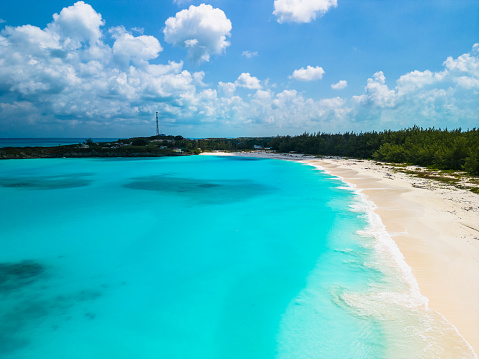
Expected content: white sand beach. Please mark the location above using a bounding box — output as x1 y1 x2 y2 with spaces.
202 151 479 356
305 157 479 356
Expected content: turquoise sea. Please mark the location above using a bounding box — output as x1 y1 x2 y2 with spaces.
0 156 474 358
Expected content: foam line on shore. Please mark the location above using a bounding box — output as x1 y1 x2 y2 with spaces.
301 160 478 358
311 162 426 301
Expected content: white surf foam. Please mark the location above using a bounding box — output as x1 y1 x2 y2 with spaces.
299 160 477 358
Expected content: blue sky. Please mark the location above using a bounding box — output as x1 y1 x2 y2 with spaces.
0 0 478 138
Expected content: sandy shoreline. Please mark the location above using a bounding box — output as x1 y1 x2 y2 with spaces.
202 151 479 356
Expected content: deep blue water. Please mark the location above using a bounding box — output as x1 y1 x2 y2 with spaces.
0 156 473 358
0 138 118 148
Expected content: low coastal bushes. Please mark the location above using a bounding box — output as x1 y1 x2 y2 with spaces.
2 127 478 176
268 127 479 176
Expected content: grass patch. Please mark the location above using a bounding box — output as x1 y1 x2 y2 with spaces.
398 168 463 186
420 175 459 185
386 163 408 167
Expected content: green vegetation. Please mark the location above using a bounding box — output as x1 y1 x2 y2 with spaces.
0 135 269 159
267 127 479 176
176 137 272 152
384 165 479 193
1 127 478 180
0 135 193 159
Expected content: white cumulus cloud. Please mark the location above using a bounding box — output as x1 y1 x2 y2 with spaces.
218 82 236 97
331 80 347 90
360 71 397 108
163 4 232 63
110 26 162 67
444 44 479 74
349 45 479 129
235 73 262 90
290 66 325 81
0 3 205 136
48 1 105 48
274 0 338 23
0 2 478 138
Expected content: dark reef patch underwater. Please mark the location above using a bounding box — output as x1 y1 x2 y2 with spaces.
0 260 47 354
0 260 44 291
123 175 274 204
0 260 103 355
0 173 92 190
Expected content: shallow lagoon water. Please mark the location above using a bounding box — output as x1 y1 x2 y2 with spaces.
0 156 473 358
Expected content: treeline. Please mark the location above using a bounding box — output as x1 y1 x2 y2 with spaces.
267 127 479 175
175 137 272 152
3 128 478 175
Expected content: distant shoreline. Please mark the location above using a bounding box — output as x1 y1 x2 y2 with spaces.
0 138 119 148
0 137 192 159
0 147 188 160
